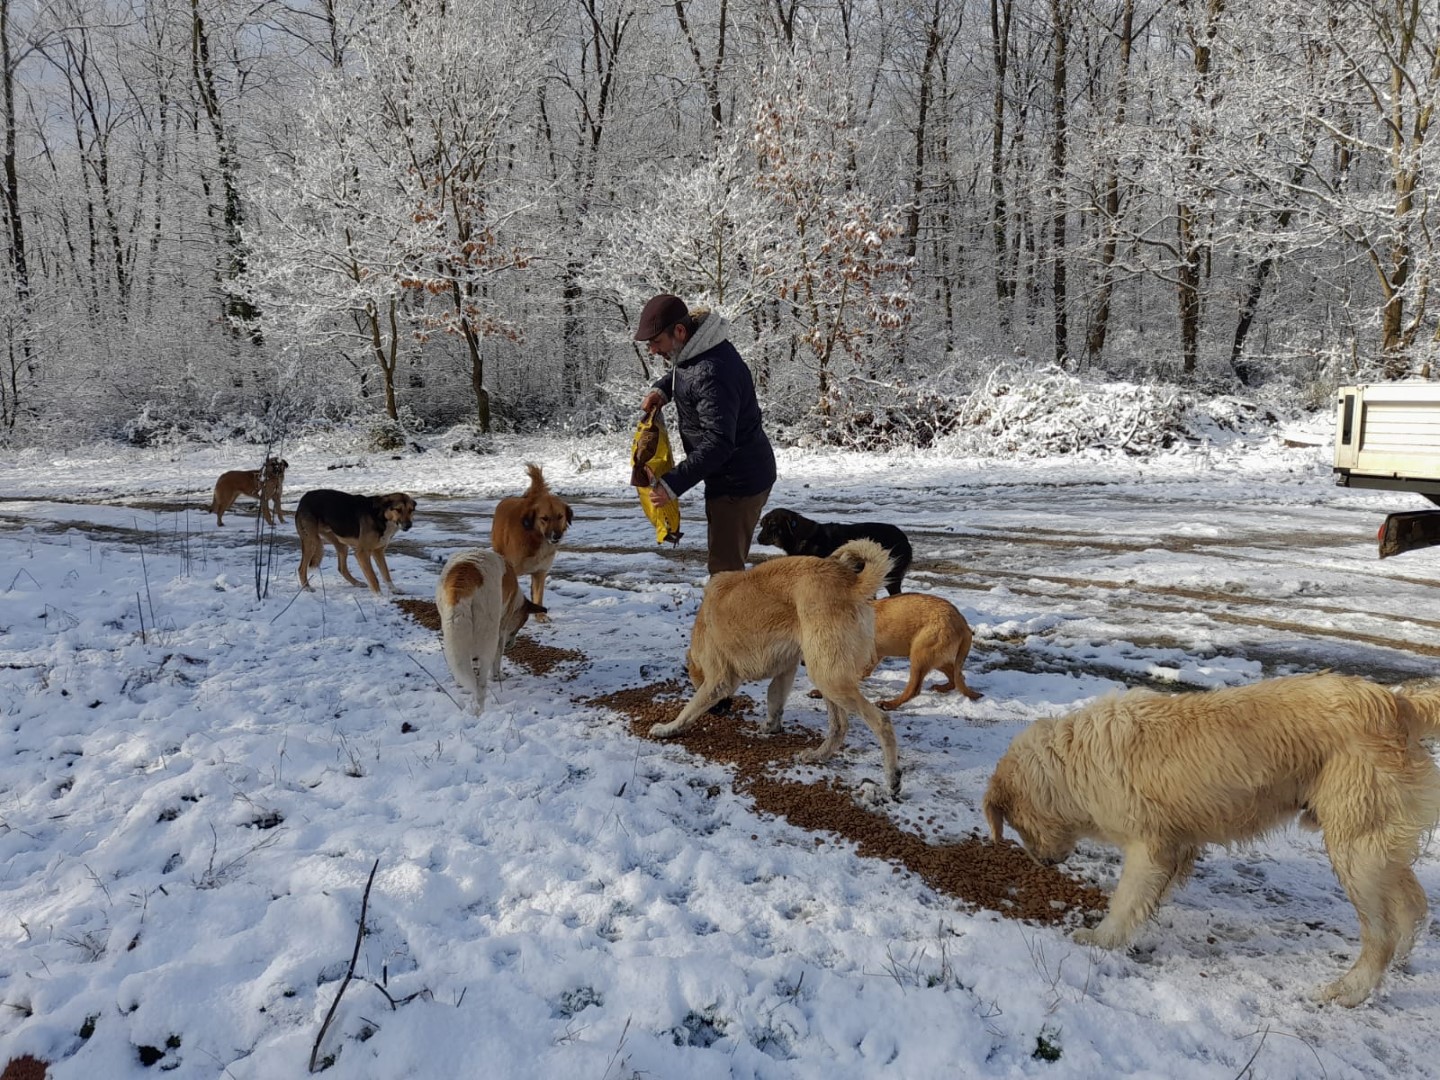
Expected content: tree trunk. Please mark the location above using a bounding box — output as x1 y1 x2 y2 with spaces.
1175 0 1224 376
988 0 1013 311
1083 0 1133 365
361 299 400 422
1048 0 1069 367
904 2 942 261
0 0 31 430
673 0 727 130
189 0 259 337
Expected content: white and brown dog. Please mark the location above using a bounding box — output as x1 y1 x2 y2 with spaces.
490 463 572 620
436 548 545 713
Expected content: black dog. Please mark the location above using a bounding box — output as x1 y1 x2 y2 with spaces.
756 508 911 595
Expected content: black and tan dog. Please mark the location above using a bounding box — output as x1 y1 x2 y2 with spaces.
757 507 911 596
211 457 288 526
295 488 417 594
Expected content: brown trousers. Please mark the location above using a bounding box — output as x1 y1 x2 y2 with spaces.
704 487 772 574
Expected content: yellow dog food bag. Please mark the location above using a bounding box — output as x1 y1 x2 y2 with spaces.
630 412 683 545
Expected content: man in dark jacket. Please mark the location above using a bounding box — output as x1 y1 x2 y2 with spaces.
635 293 776 574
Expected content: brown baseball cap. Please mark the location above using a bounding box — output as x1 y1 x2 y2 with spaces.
634 293 689 341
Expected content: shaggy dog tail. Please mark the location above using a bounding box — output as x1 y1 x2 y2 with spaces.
523 462 550 497
827 538 892 600
1396 683 1440 739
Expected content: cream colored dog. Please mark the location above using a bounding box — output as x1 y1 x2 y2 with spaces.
651 538 902 796
984 673 1440 1006
436 548 544 714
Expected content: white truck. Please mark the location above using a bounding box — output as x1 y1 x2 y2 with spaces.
1333 382 1440 557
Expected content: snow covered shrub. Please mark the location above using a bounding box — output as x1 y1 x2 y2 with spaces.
366 410 425 452
367 420 406 451
947 365 1195 456
773 378 965 450
123 402 194 447
438 423 495 454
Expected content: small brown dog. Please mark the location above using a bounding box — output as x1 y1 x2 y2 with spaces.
436 548 546 714
490 463 572 619
295 488 417 594
869 593 983 709
210 457 288 526
653 538 903 797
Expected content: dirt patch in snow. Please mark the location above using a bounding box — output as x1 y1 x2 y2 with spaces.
395 596 1107 927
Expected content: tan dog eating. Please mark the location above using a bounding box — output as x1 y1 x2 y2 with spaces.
983 673 1440 1006
436 548 545 714
653 538 903 797
210 456 288 526
490 463 572 621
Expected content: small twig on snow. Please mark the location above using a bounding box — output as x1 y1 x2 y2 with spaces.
309 858 380 1073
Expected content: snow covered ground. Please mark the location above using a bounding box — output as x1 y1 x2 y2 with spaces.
2 412 1440 1079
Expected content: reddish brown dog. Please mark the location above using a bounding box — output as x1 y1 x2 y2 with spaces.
490 463 572 620
211 456 288 526
869 593 983 709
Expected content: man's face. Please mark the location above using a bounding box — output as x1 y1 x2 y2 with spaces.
646 325 685 360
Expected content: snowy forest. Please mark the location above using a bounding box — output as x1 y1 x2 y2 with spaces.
0 0 1436 446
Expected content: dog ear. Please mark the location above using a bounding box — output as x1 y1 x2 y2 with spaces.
565 505 574 525
525 600 547 615
522 513 535 531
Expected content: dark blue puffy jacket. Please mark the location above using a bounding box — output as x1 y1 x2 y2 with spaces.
652 317 776 500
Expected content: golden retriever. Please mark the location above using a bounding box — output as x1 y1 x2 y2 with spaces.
295 489 417 594
490 463 572 621
983 673 1440 1006
436 548 545 714
651 538 903 796
210 456 288 526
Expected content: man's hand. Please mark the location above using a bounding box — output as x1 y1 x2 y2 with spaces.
641 389 665 415
645 467 672 506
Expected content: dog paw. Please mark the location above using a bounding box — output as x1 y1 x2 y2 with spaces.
534 612 553 625
856 778 890 806
796 747 833 764
1313 976 1374 1008
1073 925 1130 950
649 721 679 739
877 698 902 711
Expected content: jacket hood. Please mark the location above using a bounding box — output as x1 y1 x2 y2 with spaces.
675 308 730 365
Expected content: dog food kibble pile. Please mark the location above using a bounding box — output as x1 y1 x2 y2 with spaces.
398 599 1106 926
